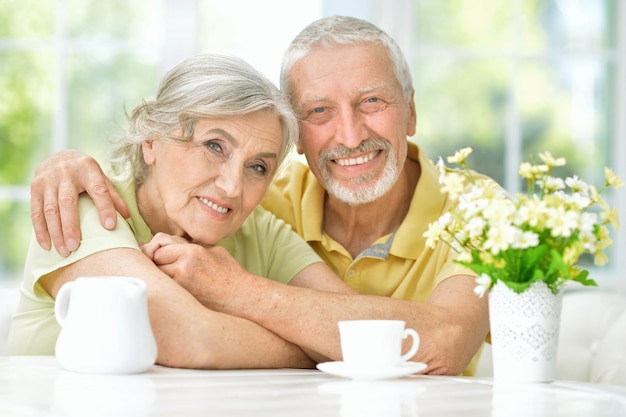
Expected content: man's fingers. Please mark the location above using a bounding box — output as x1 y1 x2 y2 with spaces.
88 181 119 231
30 173 71 257
58 179 82 253
43 186 71 257
80 159 124 229
107 181 130 219
30 189 51 252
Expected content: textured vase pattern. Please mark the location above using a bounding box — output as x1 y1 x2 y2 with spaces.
488 280 563 382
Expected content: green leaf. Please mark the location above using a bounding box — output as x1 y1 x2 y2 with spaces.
502 280 533 294
573 270 598 287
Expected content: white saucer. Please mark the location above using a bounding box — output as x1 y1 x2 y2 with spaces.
316 361 427 381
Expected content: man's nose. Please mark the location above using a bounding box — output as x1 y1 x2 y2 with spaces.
335 108 368 148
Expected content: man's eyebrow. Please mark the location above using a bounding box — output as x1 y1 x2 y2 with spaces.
359 82 387 94
299 95 326 104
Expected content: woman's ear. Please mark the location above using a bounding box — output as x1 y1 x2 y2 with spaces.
142 140 156 165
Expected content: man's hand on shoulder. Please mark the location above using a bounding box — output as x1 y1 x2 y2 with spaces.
30 150 129 256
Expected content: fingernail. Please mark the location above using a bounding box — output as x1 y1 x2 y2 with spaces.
66 239 78 252
104 217 115 229
59 246 70 257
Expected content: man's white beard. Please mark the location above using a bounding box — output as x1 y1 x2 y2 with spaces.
319 139 398 206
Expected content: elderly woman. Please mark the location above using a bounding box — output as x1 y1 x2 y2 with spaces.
8 54 353 368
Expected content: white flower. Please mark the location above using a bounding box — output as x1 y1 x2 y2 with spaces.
436 157 446 184
425 148 621 296
579 212 598 234
447 147 473 164
518 162 535 180
554 190 591 211
423 220 445 249
466 217 487 240
457 251 473 263
482 199 515 226
514 196 544 227
566 175 589 195
440 172 466 201
511 230 539 249
458 195 489 218
579 230 597 252
483 224 516 254
546 206 579 238
605 167 624 188
473 274 491 298
539 151 566 167
538 176 565 192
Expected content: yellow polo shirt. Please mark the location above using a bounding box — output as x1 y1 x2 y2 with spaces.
262 141 483 375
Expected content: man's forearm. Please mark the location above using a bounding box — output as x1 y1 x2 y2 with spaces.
214 274 489 374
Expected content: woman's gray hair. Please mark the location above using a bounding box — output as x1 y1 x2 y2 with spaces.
280 15 414 110
110 53 298 185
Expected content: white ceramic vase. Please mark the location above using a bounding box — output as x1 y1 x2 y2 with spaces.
488 280 563 383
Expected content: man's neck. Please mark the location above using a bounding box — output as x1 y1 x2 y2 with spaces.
322 158 421 258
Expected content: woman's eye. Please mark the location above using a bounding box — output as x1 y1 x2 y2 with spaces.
251 163 267 175
204 141 222 153
313 107 325 113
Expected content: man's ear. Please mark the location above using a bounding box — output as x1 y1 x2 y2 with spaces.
296 136 305 154
406 91 417 137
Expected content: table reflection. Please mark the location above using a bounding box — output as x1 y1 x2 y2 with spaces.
52 371 156 417
1 357 625 417
319 380 424 417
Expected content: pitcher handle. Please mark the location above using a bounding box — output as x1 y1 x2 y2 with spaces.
54 281 75 327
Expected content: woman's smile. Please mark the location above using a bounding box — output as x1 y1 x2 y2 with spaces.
198 196 229 214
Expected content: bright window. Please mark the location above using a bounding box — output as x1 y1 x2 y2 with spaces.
1 0 624 289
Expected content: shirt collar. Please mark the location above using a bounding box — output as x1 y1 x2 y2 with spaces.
297 141 448 261
391 141 448 260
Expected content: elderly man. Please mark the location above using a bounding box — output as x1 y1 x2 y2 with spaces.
29 16 489 375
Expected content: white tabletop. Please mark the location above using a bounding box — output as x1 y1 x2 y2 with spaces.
1 356 625 417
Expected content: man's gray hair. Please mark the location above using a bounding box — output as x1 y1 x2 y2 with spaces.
280 15 414 110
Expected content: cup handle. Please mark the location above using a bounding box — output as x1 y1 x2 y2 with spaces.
400 328 420 362
54 281 75 327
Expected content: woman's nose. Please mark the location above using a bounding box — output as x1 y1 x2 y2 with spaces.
214 161 243 198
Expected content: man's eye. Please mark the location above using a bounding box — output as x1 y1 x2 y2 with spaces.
302 106 333 124
361 96 386 113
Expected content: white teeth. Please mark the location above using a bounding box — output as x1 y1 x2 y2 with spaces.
335 151 378 166
199 197 228 213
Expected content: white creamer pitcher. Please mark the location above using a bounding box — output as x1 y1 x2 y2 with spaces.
55 276 158 374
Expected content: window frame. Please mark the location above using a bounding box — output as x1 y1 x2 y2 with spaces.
373 0 626 289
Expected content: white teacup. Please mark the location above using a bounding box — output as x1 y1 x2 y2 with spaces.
338 320 420 369
54 276 158 374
